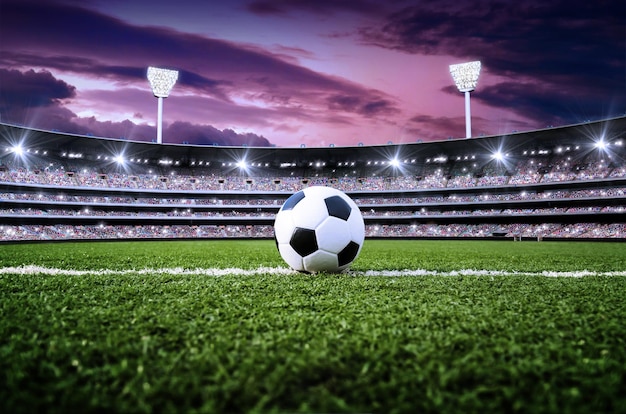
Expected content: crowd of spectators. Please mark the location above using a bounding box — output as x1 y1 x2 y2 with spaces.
2 154 625 192
2 187 624 206
0 224 274 241
2 222 624 242
1 204 623 219
1 147 624 241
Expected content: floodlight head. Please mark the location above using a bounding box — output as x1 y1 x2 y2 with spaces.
147 66 179 98
449 61 481 92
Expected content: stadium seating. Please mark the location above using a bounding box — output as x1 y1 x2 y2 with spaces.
1 117 625 241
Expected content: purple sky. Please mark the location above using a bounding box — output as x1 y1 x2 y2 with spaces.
0 0 624 147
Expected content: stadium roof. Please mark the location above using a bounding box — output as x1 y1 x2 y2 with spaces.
1 116 625 168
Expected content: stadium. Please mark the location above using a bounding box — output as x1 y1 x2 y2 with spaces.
1 116 625 242
3 0 626 409
1 116 626 413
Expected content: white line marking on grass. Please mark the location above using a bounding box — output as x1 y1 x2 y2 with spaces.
1 265 625 277
0 265 296 277
353 269 626 277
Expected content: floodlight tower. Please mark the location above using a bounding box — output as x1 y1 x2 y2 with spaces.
449 61 481 138
147 66 179 144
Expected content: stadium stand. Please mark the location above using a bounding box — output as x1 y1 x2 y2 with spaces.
1 116 625 241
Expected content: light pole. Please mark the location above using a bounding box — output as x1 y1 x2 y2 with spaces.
147 66 179 144
449 61 481 138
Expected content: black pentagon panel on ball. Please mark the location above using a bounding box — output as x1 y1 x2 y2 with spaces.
281 190 305 211
324 195 352 221
290 227 318 257
338 241 360 267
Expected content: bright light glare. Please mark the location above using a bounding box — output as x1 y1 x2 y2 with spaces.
595 139 607 150
492 150 504 161
11 144 23 156
236 160 248 170
389 158 401 168
114 155 126 165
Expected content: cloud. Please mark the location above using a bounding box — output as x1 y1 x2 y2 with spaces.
0 0 395 107
0 68 270 146
165 122 270 146
326 94 398 117
0 68 76 111
72 117 154 141
70 118 271 147
5 0 619 147
405 111 534 141
361 0 626 123
474 82 569 126
246 0 383 16
0 0 403 145
406 114 466 140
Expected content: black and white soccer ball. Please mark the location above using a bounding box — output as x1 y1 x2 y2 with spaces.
274 186 365 273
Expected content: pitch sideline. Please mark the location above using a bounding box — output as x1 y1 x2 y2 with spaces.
1 265 625 277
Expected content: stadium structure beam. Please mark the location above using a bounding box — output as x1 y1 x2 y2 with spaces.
147 67 179 144
449 61 481 138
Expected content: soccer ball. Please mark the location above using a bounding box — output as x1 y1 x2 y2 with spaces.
274 186 365 273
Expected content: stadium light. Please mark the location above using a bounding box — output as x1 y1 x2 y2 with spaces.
236 160 248 170
492 150 505 161
147 67 179 144
11 144 24 156
114 154 126 165
449 61 481 138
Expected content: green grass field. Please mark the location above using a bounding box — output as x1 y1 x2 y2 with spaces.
1 239 625 413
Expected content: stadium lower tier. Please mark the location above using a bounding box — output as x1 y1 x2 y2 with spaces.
1 223 624 242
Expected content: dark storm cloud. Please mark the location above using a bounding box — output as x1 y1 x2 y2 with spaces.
69 119 270 147
166 122 270 146
326 94 397 117
72 117 154 141
0 69 76 110
0 0 394 108
0 68 270 146
407 114 466 140
0 1 246 98
406 113 528 141
0 68 76 125
0 50 230 101
360 0 626 123
0 0 399 143
1 53 96 75
247 0 383 16
471 82 595 127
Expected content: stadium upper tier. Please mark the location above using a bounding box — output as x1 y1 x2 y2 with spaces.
1 117 625 241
